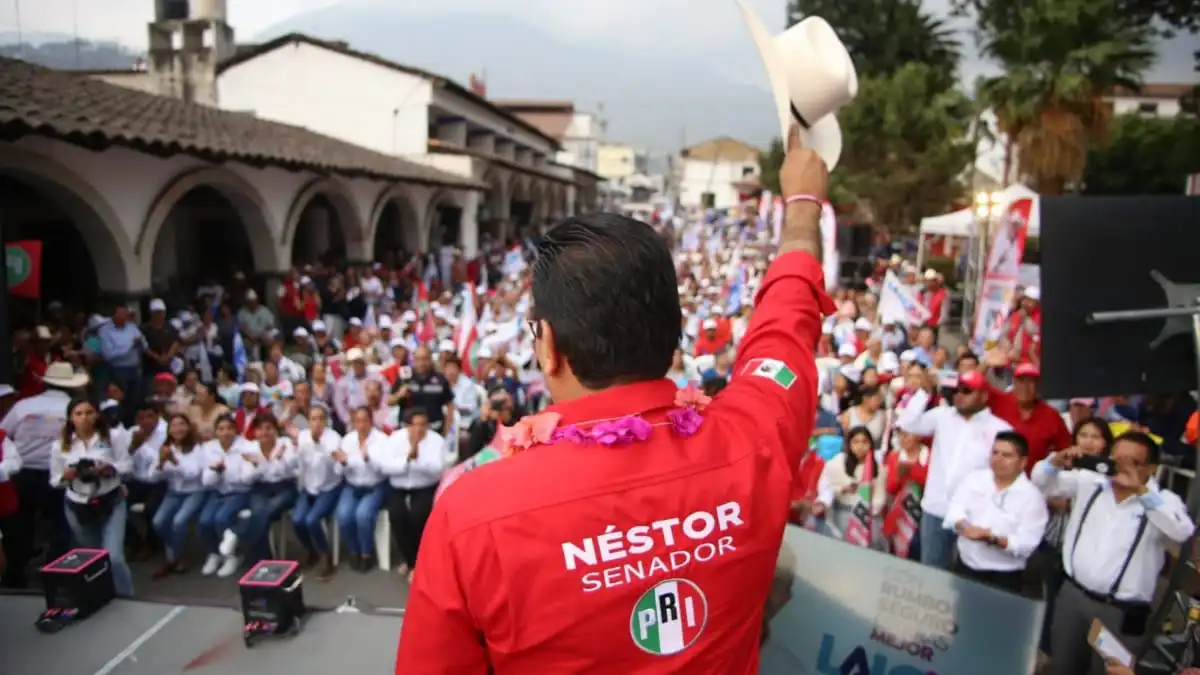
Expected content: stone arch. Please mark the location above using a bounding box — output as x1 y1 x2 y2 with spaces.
367 183 424 259
508 173 531 202
425 188 464 249
281 177 364 256
0 144 138 292
139 166 278 275
529 181 546 224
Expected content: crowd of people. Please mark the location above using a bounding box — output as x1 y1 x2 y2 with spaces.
0 197 1195 674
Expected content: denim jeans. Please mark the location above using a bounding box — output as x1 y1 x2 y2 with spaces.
919 512 955 569
245 484 298 563
334 483 388 556
152 491 209 562
292 486 343 554
197 492 251 554
63 496 134 597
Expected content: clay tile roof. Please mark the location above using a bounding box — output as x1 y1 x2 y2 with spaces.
1107 82 1193 99
0 56 484 189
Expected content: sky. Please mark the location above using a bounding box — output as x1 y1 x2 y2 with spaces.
0 0 1194 175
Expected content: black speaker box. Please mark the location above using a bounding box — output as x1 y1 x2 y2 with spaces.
1040 196 1200 399
41 548 115 619
239 560 306 636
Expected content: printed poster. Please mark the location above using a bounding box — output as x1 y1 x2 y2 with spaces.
761 525 1043 675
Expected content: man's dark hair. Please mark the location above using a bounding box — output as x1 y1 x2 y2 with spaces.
956 351 979 368
1115 430 1161 465
404 407 429 425
994 430 1030 457
532 213 681 389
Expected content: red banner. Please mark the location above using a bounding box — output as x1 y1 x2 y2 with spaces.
6 240 42 299
883 483 923 558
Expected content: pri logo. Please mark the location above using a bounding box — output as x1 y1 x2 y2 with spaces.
6 246 30 286
630 578 708 656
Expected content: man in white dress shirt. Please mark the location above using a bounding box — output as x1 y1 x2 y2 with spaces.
384 408 448 582
944 430 1048 594
1033 431 1195 675
898 369 1012 569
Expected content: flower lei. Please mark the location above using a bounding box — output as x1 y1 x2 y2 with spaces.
496 384 712 457
435 384 712 501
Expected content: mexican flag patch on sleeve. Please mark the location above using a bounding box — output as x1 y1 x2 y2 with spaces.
741 358 797 390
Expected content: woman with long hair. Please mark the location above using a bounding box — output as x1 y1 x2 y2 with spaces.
187 381 230 443
814 426 887 545
292 406 344 580
149 412 208 578
331 407 389 572
52 397 135 596
240 414 299 566
197 413 262 577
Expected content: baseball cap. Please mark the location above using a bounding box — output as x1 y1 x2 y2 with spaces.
1069 397 1096 407
311 320 327 333
346 347 366 362
149 298 167 312
1013 363 1041 379
1024 286 1041 302
837 343 857 358
958 370 987 390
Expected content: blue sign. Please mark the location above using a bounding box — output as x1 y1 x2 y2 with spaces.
761 526 1044 675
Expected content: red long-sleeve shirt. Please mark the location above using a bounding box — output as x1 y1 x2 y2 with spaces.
988 388 1071 473
395 252 833 674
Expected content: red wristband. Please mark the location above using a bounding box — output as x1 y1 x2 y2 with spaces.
784 194 823 207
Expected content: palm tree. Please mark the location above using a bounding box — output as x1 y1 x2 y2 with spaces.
972 0 1156 194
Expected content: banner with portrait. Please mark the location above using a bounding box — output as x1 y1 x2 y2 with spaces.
761 526 1043 675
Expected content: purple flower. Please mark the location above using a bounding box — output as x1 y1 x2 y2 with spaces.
552 425 590 445
668 407 704 437
590 416 653 446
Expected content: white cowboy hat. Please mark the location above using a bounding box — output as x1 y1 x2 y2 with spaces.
736 3 858 170
41 362 89 389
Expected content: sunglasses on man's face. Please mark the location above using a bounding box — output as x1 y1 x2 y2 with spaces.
954 386 980 396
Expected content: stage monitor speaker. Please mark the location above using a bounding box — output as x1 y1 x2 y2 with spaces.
1040 196 1200 399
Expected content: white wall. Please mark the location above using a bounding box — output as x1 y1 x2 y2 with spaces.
678 158 758 210
217 41 433 157
558 111 598 172
1108 96 1183 117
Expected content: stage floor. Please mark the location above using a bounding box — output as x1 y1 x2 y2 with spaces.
1 595 403 675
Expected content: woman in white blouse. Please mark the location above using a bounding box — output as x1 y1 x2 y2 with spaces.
291 406 344 580
239 414 299 566
149 413 209 578
196 414 262 577
331 407 390 572
379 408 448 581
814 426 888 547
51 398 134 596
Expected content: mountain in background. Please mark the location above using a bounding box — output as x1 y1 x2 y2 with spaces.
255 6 778 154
0 34 141 70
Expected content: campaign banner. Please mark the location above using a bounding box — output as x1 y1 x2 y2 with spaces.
879 271 931 327
820 202 839 291
883 483 923 559
6 240 42 299
761 526 1044 675
971 198 1032 353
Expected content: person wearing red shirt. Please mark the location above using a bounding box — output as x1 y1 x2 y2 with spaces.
916 269 947 332
985 362 1070 472
692 318 729 357
395 130 832 674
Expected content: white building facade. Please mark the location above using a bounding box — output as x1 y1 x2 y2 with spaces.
676 138 760 211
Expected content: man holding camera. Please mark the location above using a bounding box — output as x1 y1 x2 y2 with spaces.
461 388 523 464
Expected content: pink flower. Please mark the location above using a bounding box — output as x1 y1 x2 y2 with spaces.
497 412 562 456
674 384 712 412
667 407 704 437
552 425 590 445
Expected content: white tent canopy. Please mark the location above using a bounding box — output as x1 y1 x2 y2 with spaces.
919 184 1040 238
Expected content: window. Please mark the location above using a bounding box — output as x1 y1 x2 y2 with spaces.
742 166 755 177
1138 102 1158 115
161 0 189 20
701 192 716 209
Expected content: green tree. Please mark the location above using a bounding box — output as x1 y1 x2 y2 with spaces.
961 0 1156 194
835 62 977 233
1083 114 1200 195
758 138 784 195
788 0 961 87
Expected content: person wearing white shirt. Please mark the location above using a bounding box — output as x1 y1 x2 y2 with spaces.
1033 431 1195 675
51 398 135 597
291 406 344 580
898 369 1011 570
331 407 390 571
943 431 1048 594
238 415 299 568
148 413 210 578
124 401 168 560
196 414 262 577
0 372 77 588
380 409 448 580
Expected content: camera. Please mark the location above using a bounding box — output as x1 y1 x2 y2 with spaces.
1073 454 1114 476
73 458 100 483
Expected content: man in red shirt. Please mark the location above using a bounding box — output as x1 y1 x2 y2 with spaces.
1003 287 1042 366
692 318 729 356
917 269 948 333
986 362 1071 472
395 127 832 674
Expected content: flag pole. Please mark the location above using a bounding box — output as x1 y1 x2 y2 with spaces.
13 0 24 60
